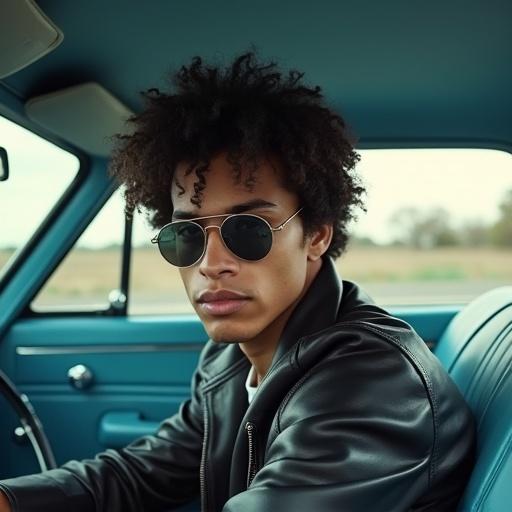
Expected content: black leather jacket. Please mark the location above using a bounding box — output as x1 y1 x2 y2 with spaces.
0 258 475 512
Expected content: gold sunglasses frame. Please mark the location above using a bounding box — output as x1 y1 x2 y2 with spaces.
150 207 303 268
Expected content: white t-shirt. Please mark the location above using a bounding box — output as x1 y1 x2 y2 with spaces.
245 365 258 404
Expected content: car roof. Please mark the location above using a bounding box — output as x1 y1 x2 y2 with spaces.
2 0 512 148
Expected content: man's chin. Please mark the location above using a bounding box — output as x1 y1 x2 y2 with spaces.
210 336 240 344
205 322 257 344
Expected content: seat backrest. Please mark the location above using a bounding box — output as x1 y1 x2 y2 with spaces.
435 286 512 512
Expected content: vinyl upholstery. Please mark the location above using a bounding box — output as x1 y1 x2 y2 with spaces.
435 287 512 511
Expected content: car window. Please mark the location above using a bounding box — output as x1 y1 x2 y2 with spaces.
128 148 512 312
0 114 80 282
26 148 512 314
31 190 124 312
342 148 512 305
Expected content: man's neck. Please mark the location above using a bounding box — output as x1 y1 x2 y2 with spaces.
239 258 323 386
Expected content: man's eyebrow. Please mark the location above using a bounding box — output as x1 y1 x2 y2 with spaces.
172 199 278 220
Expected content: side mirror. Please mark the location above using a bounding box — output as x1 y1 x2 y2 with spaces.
0 147 8 181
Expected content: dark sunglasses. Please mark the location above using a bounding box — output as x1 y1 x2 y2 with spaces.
151 208 303 268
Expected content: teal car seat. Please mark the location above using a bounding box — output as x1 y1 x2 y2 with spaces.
435 287 512 511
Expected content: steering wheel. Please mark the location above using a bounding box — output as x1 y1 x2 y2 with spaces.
0 369 57 471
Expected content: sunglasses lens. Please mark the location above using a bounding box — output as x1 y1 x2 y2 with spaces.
222 215 272 261
158 222 204 267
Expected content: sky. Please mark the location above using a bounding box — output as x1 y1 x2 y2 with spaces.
351 148 512 244
1 114 512 250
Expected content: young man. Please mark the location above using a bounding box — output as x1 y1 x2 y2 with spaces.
0 52 474 511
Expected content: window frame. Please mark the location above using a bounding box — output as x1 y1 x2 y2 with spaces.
0 111 88 296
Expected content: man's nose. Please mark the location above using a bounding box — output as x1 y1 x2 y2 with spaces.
198 226 239 278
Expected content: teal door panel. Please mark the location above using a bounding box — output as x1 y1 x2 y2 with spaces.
0 315 207 479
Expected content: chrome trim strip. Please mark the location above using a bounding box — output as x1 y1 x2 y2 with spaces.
16 343 205 356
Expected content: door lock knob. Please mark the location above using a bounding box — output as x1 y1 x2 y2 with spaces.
67 364 94 390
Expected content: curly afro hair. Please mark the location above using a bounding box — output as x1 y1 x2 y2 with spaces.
109 51 365 258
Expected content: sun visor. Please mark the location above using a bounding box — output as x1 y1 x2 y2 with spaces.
0 0 63 79
25 83 134 157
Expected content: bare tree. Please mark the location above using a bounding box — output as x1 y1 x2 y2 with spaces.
490 189 512 247
389 207 458 249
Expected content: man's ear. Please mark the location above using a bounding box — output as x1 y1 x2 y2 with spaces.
306 224 333 261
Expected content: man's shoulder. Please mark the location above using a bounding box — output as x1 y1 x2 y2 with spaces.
273 313 435 442
282 298 472 425
335 279 429 350
299 297 430 370
287 306 448 418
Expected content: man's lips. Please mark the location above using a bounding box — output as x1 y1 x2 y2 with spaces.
196 290 251 316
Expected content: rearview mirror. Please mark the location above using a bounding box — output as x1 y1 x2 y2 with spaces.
0 147 9 181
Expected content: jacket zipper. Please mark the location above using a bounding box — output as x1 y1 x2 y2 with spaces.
245 421 258 488
200 399 209 511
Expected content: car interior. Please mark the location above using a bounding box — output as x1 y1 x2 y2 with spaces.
0 1 511 511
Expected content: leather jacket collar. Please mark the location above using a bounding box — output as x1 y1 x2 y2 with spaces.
269 256 344 370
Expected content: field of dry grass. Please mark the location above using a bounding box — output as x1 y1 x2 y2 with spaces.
1 246 511 310
339 246 512 281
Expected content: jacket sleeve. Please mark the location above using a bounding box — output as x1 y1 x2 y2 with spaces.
222 339 436 512
0 341 214 512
